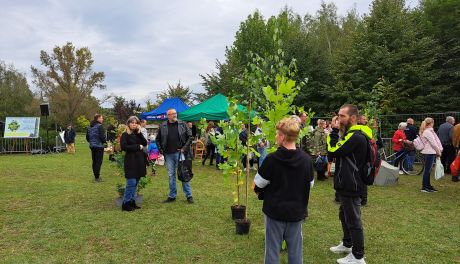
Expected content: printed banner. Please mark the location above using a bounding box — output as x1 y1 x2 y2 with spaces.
4 117 40 138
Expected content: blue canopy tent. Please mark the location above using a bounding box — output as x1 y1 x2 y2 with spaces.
140 97 190 121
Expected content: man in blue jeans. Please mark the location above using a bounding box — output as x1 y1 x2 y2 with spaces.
156 108 194 204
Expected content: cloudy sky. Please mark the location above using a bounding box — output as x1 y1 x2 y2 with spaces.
1 0 392 106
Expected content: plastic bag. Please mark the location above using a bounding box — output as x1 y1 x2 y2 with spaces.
156 154 165 166
434 157 444 180
177 153 193 182
450 156 460 177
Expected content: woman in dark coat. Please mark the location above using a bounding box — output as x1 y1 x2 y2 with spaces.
120 116 147 211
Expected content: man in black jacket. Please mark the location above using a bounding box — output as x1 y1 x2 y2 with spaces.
405 118 418 171
156 108 194 203
253 116 314 264
328 104 368 264
438 116 456 174
86 114 107 182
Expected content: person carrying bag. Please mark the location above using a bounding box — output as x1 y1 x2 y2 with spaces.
419 117 443 192
178 152 194 182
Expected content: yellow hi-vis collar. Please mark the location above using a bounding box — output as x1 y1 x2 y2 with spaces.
327 125 372 153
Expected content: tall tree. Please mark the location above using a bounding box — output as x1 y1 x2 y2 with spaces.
112 96 141 123
0 61 34 120
157 81 194 105
31 42 105 125
293 3 344 115
333 0 439 113
420 0 460 111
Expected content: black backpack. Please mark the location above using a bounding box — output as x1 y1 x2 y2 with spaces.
346 132 381 185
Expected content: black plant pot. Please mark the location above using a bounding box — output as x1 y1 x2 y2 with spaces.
231 205 246 220
235 219 251 235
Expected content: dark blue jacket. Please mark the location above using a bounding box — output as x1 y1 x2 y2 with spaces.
86 121 106 149
64 128 76 144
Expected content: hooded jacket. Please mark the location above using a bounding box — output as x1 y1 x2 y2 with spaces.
86 120 107 149
327 125 371 197
253 146 314 222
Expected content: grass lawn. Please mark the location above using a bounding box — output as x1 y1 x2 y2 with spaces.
1 135 459 263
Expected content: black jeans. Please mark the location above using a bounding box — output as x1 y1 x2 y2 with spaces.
339 195 365 259
202 144 215 165
393 150 406 169
242 154 254 169
441 144 456 173
91 148 104 179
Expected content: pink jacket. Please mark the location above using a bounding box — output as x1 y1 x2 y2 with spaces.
421 128 443 155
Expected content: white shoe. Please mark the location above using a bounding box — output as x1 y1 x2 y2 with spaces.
337 252 366 264
399 170 404 175
330 241 352 254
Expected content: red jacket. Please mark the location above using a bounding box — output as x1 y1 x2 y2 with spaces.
392 130 407 151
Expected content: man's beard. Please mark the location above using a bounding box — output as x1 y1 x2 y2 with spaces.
339 120 352 136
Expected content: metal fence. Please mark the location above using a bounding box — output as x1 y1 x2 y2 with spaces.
54 135 66 152
0 137 43 154
0 136 67 154
378 112 460 138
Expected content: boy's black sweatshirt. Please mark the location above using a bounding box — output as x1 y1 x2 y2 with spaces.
255 146 314 222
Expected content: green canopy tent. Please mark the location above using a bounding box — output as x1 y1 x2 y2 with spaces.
179 93 255 121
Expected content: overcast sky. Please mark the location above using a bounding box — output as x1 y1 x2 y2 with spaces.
0 0 404 106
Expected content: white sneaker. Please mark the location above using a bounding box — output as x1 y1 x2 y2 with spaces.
330 241 352 254
337 252 366 264
399 170 404 175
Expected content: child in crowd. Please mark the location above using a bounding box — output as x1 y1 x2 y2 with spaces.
148 134 159 176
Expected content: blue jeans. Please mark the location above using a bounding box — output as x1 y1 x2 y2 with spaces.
165 152 192 198
258 146 267 167
405 150 415 170
422 154 436 189
123 178 139 204
215 152 223 166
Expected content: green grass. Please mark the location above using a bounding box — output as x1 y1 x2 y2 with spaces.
0 136 459 263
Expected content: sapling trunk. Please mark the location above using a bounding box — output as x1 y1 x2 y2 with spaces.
245 98 252 220
236 136 240 207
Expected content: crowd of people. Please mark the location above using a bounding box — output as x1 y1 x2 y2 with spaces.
80 106 459 264
390 116 460 185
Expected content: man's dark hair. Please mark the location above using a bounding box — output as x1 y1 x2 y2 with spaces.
94 114 102 121
340 104 359 118
140 119 147 123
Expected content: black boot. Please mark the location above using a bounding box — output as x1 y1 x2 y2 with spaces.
130 200 141 209
452 176 459 182
122 202 135 211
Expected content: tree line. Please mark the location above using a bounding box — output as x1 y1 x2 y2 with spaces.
200 0 459 116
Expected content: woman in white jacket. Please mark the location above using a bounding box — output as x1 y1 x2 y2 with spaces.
420 117 443 192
